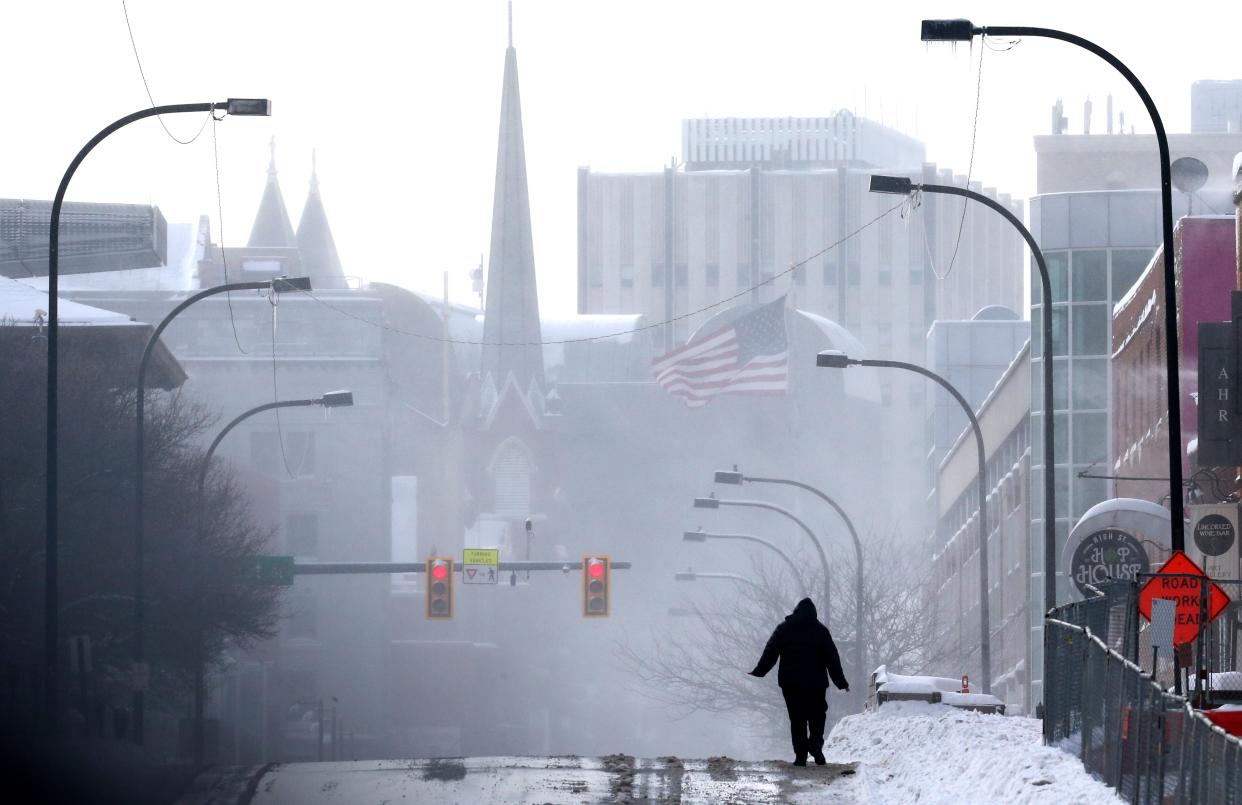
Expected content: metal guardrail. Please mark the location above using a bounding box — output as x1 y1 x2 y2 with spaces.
1045 585 1242 803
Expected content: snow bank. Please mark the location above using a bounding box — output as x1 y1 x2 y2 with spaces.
821 701 1122 805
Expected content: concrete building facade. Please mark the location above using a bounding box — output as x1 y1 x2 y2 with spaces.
579 128 1025 526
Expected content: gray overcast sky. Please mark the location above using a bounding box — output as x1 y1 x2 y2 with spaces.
3 1 1239 313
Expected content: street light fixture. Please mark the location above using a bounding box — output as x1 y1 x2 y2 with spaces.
712 468 867 685
43 97 271 734
682 528 808 598
919 18 1186 555
674 569 762 592
693 494 833 627
191 390 353 765
817 349 993 693
869 172 1056 615
132 273 307 744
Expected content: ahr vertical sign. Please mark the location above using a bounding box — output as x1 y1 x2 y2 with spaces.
1198 321 1238 465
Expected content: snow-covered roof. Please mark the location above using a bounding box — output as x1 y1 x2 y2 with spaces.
0 276 185 388
1 276 132 325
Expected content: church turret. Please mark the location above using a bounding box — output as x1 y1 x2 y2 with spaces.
480 8 544 392
247 137 297 248
296 150 346 287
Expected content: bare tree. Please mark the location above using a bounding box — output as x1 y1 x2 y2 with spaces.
0 328 281 733
618 529 956 748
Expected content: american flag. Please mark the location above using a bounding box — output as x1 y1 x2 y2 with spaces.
653 297 789 408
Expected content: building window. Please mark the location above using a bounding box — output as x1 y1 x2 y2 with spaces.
823 260 837 285
793 264 806 286
1071 250 1107 302
286 513 319 557
1045 252 1069 303
736 262 751 288
251 431 316 478
878 322 892 349
589 262 603 288
620 263 634 288
1071 304 1108 355
706 263 720 287
675 263 688 287
910 264 924 284
847 263 860 286
652 263 665 287
880 383 892 407
878 266 892 286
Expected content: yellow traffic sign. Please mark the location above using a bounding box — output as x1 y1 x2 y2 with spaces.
463 548 500 585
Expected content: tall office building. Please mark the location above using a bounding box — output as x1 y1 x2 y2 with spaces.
578 113 1025 528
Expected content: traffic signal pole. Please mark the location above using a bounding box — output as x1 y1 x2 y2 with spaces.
290 560 633 575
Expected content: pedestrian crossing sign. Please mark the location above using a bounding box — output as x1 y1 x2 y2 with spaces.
462 548 500 585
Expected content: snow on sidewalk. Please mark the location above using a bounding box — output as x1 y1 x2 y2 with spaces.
821 701 1123 805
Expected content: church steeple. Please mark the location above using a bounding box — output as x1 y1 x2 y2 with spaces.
247 136 297 248
480 4 544 392
296 150 345 286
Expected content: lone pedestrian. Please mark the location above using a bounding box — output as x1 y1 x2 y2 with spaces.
748 597 849 766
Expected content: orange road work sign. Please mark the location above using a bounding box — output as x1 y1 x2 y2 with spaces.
1137 551 1230 646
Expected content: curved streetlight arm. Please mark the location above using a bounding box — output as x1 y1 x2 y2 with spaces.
677 571 765 593
717 498 832 626
934 21 1183 549
695 532 808 598
197 398 320 495
133 279 271 732
44 100 238 739
735 474 866 680
740 477 863 571
904 182 1056 614
852 357 991 693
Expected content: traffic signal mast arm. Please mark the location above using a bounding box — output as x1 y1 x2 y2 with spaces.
291 560 633 575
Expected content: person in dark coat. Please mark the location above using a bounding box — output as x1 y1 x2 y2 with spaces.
748 597 849 766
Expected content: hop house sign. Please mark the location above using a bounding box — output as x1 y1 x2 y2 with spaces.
1070 528 1150 598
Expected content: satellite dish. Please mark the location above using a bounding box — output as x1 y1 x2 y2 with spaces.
1171 157 1209 194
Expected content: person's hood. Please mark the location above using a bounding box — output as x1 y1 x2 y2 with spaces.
787 597 817 621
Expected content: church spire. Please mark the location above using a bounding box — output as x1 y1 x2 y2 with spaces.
247 136 297 248
296 148 345 286
481 4 544 392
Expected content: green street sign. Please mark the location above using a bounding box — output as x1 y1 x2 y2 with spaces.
253 555 295 586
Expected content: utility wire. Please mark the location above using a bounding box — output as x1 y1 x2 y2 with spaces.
120 0 212 145
293 200 907 348
212 117 250 354
939 39 985 281
268 295 299 480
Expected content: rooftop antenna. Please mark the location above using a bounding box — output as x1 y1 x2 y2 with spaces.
508 1 513 47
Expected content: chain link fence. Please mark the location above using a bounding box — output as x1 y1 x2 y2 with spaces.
1045 580 1242 803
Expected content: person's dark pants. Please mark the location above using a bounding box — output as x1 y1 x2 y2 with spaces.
781 685 828 759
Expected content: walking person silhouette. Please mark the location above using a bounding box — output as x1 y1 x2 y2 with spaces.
749 597 849 766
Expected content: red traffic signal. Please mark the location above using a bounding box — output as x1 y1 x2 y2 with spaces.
426 557 454 619
583 555 610 617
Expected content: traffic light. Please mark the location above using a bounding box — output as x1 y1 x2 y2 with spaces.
426 557 453 619
583 555 610 617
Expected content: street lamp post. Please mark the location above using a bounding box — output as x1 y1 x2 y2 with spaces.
868 174 1056 614
818 350 993 693
713 469 868 688
43 97 271 733
674 569 764 593
191 390 353 767
132 274 309 744
682 528 808 598
920 19 1185 554
693 495 832 628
